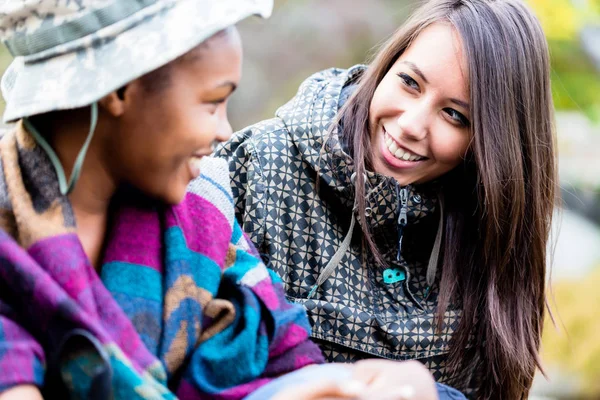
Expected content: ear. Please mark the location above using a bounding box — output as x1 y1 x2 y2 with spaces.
98 86 128 117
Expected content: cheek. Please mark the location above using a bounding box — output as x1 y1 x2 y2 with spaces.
370 79 394 117
430 128 470 165
145 109 204 160
191 115 218 144
115 114 180 181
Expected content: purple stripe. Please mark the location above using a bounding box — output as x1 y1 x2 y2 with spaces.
21 235 157 369
251 280 281 310
103 205 163 272
165 194 232 268
0 346 44 389
176 380 204 399
0 313 45 388
92 283 159 371
28 234 102 319
0 234 95 331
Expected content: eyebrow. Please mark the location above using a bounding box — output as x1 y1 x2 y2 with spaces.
450 98 470 110
401 60 470 111
401 61 429 84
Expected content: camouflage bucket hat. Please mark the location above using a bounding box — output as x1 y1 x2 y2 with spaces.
0 0 273 123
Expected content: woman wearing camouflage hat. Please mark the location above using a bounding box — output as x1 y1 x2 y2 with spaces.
0 1 322 398
0 1 447 399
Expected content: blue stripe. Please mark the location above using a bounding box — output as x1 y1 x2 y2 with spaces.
163 226 222 297
267 268 283 284
101 262 163 302
199 175 233 203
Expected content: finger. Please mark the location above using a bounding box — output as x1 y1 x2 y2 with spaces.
271 380 367 400
356 385 417 400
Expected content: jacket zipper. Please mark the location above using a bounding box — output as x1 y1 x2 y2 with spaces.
396 186 408 261
395 184 425 310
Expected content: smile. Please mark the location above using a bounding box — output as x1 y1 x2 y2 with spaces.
383 130 426 162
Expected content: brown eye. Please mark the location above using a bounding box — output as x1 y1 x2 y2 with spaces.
444 108 470 127
397 72 420 91
206 99 226 114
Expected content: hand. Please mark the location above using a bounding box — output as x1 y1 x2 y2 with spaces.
0 385 44 400
351 359 439 400
271 360 438 400
271 379 368 400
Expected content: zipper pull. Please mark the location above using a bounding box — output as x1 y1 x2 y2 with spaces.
423 286 431 300
397 187 408 261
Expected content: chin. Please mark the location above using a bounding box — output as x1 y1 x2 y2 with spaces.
390 175 413 186
152 184 187 206
165 190 187 205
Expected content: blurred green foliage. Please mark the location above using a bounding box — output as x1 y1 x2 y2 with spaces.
528 0 600 121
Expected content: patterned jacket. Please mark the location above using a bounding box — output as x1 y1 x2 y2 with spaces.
0 122 323 399
215 66 469 391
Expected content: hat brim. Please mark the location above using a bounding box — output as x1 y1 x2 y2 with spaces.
1 0 272 122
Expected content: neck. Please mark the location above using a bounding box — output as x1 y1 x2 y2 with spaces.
32 107 117 267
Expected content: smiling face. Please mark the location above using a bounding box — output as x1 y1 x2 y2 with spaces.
369 23 471 186
102 28 242 205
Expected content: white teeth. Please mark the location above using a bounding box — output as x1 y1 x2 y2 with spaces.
384 132 423 162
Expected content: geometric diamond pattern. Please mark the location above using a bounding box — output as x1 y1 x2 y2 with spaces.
215 65 467 392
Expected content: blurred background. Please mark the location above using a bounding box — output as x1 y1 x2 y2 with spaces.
1 0 599 398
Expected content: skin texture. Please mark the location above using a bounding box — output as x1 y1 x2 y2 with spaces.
369 23 471 186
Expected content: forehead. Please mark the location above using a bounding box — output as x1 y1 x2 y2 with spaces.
399 23 468 88
171 30 243 86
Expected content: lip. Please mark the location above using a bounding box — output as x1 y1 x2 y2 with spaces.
191 151 211 158
383 127 426 159
380 126 428 169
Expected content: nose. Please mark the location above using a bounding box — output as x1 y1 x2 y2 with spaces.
215 114 233 144
396 102 430 142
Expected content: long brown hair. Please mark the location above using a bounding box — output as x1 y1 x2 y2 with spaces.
339 0 556 398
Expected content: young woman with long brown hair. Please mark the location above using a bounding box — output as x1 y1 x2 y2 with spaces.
215 0 557 398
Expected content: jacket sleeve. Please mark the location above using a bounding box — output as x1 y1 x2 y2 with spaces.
178 221 324 400
0 300 45 393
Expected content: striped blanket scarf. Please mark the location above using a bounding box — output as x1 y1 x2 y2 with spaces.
0 122 323 399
